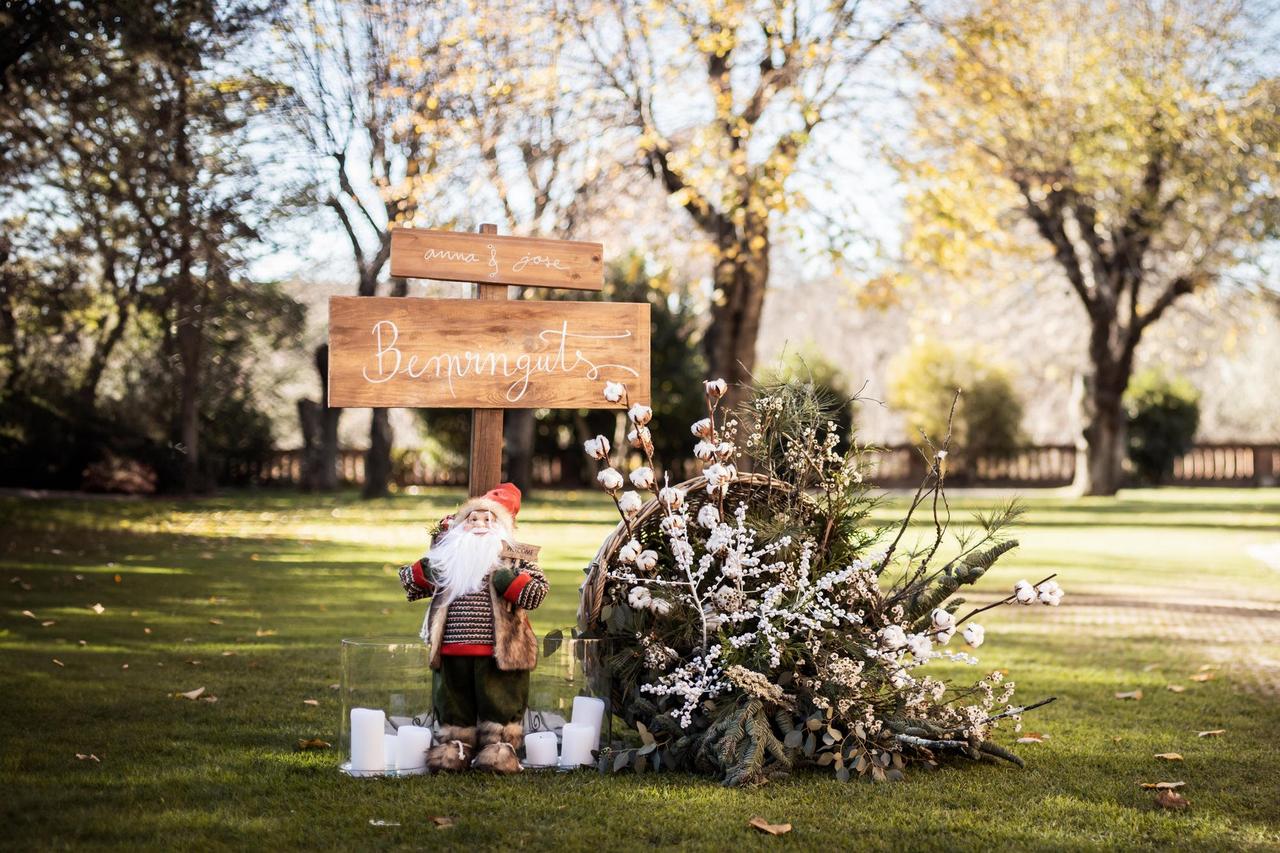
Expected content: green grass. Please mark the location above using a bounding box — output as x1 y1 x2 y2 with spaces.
2 487 1279 851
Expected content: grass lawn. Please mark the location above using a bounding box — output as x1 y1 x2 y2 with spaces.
2 487 1279 851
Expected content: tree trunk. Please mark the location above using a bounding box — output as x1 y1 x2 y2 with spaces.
363 407 393 498
504 407 535 495
308 343 341 490
176 319 204 492
706 224 769 411
1073 339 1131 496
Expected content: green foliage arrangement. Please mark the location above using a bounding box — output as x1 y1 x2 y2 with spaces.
1124 369 1201 485
578 378 1060 786
887 341 1023 457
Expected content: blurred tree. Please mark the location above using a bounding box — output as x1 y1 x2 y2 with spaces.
1124 368 1200 485
277 0 455 497
901 0 1280 494
0 1 301 492
570 0 910 408
887 340 1024 457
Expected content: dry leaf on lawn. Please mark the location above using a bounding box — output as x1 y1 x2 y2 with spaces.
52 659 64 667
1156 789 1190 810
368 819 400 827
201 695 218 703
1166 684 1186 693
1154 753 1184 761
1197 730 1226 738
177 686 205 700
1139 781 1185 790
221 650 237 656
75 753 100 762
90 603 105 614
255 628 276 637
303 699 319 706
41 620 56 627
1197 664 1218 672
1115 689 1143 700
297 738 331 750
749 817 792 836
431 816 456 828
1189 672 1215 682
21 610 36 619
328 683 340 690
1141 663 1160 672
208 618 223 625
1016 733 1049 744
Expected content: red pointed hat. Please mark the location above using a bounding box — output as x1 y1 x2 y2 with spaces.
453 482 522 529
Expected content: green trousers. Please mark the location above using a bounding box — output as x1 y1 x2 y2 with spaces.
433 655 529 727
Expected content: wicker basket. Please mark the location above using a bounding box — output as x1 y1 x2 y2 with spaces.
577 472 797 632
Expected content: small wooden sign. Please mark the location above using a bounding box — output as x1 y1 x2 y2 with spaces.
390 227 604 291
328 296 650 408
500 542 541 563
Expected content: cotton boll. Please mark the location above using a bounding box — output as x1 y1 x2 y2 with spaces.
934 626 955 646
879 625 907 649
629 467 656 489
704 378 727 399
693 440 717 460
931 608 955 630
603 381 625 402
696 504 720 529
907 633 933 659
691 418 713 438
627 403 652 425
617 491 643 516
1014 580 1036 604
627 427 652 450
660 515 687 535
627 586 651 609
963 624 985 647
649 598 672 616
618 539 642 563
658 486 686 509
597 468 624 491
583 435 611 460
636 550 659 572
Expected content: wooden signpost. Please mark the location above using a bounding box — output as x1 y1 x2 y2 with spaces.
328 223 650 497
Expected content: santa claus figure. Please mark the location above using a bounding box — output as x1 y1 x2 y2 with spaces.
397 483 548 774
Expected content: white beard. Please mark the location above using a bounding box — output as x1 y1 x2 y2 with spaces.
426 522 511 605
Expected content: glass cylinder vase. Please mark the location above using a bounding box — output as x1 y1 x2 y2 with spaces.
339 636 433 777
523 635 612 769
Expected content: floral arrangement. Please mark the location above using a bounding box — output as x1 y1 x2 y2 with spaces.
579 377 1062 786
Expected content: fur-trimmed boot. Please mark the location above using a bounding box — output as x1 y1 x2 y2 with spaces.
427 724 477 772
471 720 524 774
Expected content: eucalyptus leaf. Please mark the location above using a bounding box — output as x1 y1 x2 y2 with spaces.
803 732 816 756
836 767 851 783
613 750 631 772
543 628 563 658
783 730 803 750
638 741 657 756
817 752 834 766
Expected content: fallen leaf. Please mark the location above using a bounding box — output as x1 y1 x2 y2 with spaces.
41 620 56 627
143 627 152 635
52 659 64 667
113 574 122 583
1156 789 1190 810
1115 690 1143 701
201 695 218 703
187 660 202 666
21 610 36 619
90 603 105 615
255 628 276 637
177 686 206 700
121 664 128 670
1189 672 1215 682
1154 753 1184 761
380 608 391 616
303 699 319 706
1166 684 1186 693
78 640 87 646
221 651 237 656
1197 664 1218 672
1112 736 1124 743
430 816 456 828
1016 732 1050 744
749 817 792 836
1141 663 1160 672
75 753 100 762
328 683 340 690
1139 781 1185 790
297 738 331 750
368 819 400 827
208 618 223 625
1197 730 1226 738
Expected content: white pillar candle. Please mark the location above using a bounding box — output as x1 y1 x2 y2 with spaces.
558 722 595 768
395 725 432 772
383 734 398 770
571 696 606 749
350 708 386 773
523 731 558 767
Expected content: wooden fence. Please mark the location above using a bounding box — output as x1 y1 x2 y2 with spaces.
224 443 1280 490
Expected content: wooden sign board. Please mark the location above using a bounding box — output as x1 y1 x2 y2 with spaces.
328 296 650 408
500 542 541 563
390 227 604 291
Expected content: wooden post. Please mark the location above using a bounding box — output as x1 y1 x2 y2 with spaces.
469 222 505 496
